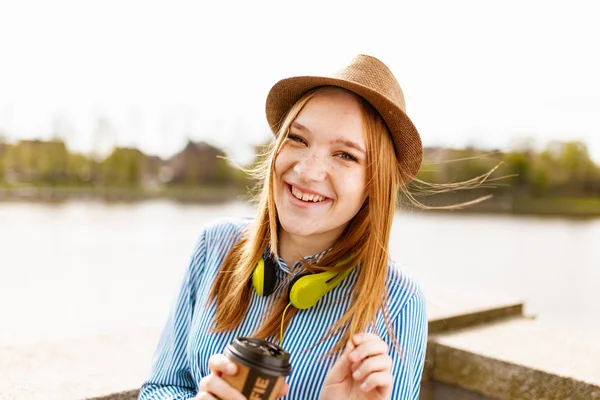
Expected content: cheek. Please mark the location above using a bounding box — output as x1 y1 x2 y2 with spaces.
335 169 367 203
274 148 293 177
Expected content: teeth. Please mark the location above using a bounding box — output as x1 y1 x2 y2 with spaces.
291 186 325 203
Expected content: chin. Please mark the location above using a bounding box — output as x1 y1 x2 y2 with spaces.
279 218 323 237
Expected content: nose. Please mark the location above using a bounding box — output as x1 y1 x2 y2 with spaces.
293 153 328 182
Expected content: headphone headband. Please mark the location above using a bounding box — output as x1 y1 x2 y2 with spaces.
252 255 354 309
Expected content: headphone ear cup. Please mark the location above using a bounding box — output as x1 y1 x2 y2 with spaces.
252 256 278 297
287 273 312 307
288 272 336 310
288 268 354 310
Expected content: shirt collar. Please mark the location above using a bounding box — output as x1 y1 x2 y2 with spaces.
263 245 331 273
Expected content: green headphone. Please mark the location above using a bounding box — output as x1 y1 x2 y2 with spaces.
252 255 354 310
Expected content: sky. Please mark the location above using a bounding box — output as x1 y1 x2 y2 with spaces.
0 0 599 164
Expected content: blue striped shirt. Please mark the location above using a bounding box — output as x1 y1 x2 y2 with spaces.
139 218 427 399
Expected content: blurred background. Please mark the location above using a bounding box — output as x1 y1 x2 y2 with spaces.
0 0 598 350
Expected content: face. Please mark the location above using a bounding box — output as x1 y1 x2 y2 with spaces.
273 87 368 243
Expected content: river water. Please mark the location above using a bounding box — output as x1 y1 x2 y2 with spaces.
0 200 598 346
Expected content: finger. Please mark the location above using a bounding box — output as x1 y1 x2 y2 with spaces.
352 332 389 349
358 370 393 394
324 341 356 382
198 374 246 400
351 353 392 381
352 332 382 345
195 392 218 400
208 354 238 376
277 381 289 398
349 335 389 363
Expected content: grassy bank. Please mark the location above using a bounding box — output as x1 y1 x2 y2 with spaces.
511 196 600 217
413 191 600 218
0 185 248 204
1 185 599 218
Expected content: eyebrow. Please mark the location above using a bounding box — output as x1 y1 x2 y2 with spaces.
291 122 366 154
291 122 310 132
331 138 366 154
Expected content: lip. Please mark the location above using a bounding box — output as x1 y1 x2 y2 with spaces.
285 183 332 207
285 182 329 199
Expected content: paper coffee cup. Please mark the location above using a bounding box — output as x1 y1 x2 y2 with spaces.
223 337 292 400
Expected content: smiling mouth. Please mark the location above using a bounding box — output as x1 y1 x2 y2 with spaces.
289 184 327 203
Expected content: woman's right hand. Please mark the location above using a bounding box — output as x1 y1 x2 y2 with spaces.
195 354 245 400
195 354 289 400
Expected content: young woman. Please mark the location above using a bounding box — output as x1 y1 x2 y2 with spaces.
139 54 428 400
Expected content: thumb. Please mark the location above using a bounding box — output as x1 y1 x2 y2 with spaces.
325 341 356 383
277 381 289 398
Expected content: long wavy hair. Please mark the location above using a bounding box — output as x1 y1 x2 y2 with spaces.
208 87 416 355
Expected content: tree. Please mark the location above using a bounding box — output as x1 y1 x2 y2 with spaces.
0 133 6 183
100 147 144 187
503 151 532 189
558 141 598 194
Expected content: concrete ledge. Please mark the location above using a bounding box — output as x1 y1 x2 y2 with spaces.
434 345 599 400
86 390 139 400
425 288 524 334
420 381 496 400
428 303 523 334
430 318 600 400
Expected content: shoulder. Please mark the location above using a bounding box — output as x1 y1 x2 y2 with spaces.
384 260 426 321
188 217 253 279
200 217 253 250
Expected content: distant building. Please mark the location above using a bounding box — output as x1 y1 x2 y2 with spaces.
167 140 226 185
0 141 8 182
4 139 68 183
141 155 167 189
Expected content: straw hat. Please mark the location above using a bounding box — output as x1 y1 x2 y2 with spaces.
265 54 423 183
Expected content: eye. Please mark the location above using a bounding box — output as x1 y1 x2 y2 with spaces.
337 152 358 162
286 133 307 145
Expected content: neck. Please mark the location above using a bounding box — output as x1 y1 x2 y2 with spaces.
278 227 344 268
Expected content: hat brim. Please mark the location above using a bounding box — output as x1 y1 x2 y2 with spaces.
266 76 422 182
